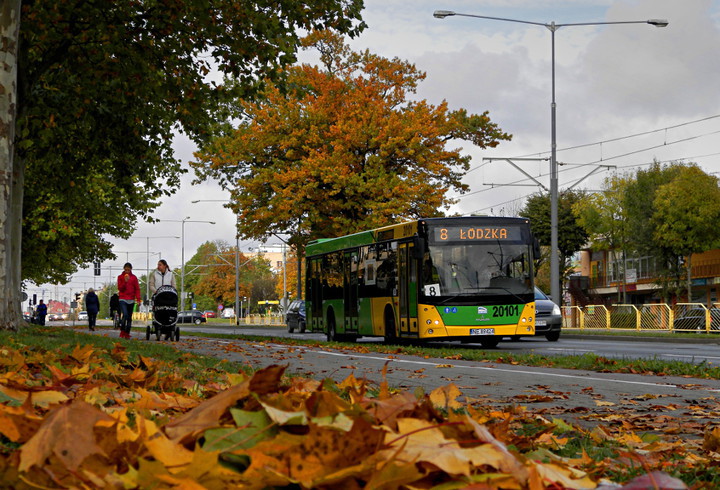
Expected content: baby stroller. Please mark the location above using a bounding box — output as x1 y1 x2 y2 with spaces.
146 285 179 341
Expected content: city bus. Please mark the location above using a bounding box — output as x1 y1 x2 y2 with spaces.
305 216 539 348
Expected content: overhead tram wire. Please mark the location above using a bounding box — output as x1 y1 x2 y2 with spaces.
464 113 720 174
457 129 720 201
466 149 720 215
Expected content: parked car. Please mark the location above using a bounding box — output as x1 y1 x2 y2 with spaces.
221 308 235 319
533 287 562 341
286 300 306 333
176 310 206 325
673 307 720 332
203 310 217 318
77 311 88 321
48 313 62 321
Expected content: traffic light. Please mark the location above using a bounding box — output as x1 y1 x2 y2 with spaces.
32 294 37 306
93 261 101 276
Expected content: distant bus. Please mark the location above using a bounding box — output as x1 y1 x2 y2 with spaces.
305 216 539 348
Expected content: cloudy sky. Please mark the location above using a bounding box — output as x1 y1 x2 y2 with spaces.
41 0 720 299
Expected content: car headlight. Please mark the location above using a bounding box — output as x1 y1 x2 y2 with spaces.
552 304 561 316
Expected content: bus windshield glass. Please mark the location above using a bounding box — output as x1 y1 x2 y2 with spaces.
421 226 533 299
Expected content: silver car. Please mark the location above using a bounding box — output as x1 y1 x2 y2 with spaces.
533 288 562 341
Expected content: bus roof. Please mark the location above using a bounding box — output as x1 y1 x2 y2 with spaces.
305 216 530 257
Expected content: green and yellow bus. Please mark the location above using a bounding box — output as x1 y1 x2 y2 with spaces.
305 216 539 348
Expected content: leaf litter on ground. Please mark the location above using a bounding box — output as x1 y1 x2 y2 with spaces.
0 333 716 488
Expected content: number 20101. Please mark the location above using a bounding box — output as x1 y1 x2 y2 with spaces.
492 305 519 317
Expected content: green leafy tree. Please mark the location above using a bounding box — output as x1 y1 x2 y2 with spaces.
623 162 685 300
653 164 720 298
573 175 631 301
520 190 589 299
192 30 511 262
0 1 365 330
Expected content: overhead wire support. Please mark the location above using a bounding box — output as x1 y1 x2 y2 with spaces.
482 157 549 191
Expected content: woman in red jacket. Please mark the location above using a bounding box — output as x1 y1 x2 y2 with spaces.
117 262 142 338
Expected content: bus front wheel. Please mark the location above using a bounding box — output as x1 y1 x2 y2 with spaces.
480 337 500 349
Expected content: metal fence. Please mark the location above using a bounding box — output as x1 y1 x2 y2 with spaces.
562 302 720 333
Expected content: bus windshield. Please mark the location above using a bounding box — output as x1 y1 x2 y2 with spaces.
421 241 533 298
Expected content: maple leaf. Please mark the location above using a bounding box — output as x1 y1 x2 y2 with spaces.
429 383 463 411
18 400 114 472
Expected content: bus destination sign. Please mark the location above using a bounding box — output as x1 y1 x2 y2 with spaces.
432 225 522 242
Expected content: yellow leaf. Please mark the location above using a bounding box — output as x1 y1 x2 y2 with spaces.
429 383 463 411
594 400 616 407
137 416 194 470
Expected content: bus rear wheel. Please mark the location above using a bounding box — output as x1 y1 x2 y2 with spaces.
326 316 337 342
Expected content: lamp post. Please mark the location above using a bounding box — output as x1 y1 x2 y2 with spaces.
159 217 216 311
433 10 667 305
131 236 179 305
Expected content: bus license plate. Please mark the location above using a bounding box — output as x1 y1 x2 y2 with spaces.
470 328 494 335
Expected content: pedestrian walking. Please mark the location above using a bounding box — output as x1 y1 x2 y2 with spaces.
85 288 100 331
117 263 141 338
35 299 47 326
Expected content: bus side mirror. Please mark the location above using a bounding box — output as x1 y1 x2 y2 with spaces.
412 236 426 260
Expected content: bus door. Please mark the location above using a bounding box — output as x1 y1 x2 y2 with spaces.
398 243 419 335
344 251 359 331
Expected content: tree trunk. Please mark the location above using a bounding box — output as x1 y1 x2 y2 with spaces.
0 0 22 331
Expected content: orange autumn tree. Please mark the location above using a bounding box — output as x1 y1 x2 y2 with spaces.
185 241 275 312
193 30 511 255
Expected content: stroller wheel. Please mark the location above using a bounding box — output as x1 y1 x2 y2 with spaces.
174 326 180 342
146 326 151 341
156 329 161 341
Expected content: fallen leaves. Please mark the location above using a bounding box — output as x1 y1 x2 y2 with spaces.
0 340 710 488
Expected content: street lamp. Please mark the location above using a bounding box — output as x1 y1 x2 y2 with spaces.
433 10 668 305
132 236 180 305
159 217 216 311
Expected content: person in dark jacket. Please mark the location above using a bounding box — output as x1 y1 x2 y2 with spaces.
85 288 100 331
35 299 47 326
109 293 120 329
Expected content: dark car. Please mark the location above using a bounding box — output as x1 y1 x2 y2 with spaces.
673 307 720 332
533 287 562 341
176 310 206 325
286 300 306 333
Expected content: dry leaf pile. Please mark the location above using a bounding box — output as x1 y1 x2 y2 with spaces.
0 342 711 488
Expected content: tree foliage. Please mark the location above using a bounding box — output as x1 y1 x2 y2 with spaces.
652 164 720 295
520 190 589 291
192 30 511 253
1 0 365 328
184 241 276 313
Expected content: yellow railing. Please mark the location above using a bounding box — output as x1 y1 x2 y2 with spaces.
562 303 718 333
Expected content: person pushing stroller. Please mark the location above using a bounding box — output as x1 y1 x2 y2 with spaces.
148 259 179 341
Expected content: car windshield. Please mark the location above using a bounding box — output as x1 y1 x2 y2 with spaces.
534 288 549 301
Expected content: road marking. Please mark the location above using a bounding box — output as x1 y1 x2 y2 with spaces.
207 340 720 393
306 348 720 391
